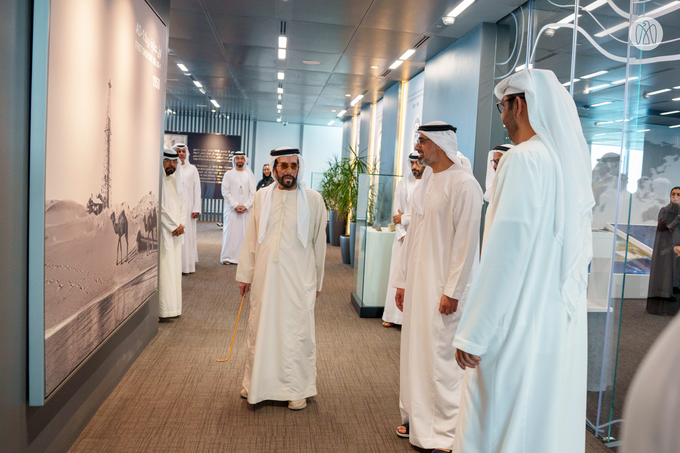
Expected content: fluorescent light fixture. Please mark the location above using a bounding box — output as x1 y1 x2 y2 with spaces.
611 76 639 85
328 120 335 126
661 110 680 115
210 99 220 108
277 71 285 80
582 70 608 79
594 133 608 136
278 36 287 48
177 63 188 72
199 88 206 94
584 0 607 11
648 88 671 96
448 0 475 18
615 118 631 123
562 78 581 86
345 94 351 97
278 49 286 60
277 105 282 110
585 84 610 93
370 65 379 69
591 101 612 107
595 22 628 38
675 86 680 89
399 49 416 60
278 94 282 100
637 129 650 132
595 121 614 125
193 80 202 88
277 117 282 122
670 124 680 128
549 13 582 29
515 64 526 72
673 97 680 101
337 109 347 117
211 109 216 113
350 95 364 106
277 87 283 94
389 60 403 69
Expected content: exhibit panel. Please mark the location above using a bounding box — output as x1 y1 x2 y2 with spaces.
493 0 680 446
352 173 401 317
29 0 167 405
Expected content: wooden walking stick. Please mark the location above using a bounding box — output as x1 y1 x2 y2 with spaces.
216 293 246 362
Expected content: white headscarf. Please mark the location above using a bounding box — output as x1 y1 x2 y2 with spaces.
257 147 310 249
229 150 254 178
411 121 473 218
495 68 595 320
484 145 512 202
160 148 184 249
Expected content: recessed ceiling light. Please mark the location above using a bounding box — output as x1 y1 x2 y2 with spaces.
674 86 680 89
211 99 220 108
582 70 608 79
303 60 321 65
370 65 379 69
591 101 612 107
585 84 610 93
670 124 680 128
199 88 206 94
611 76 639 85
648 88 671 96
277 71 285 80
447 0 475 18
337 109 347 117
660 110 680 115
595 121 614 125
278 94 282 100
331 110 336 112
277 87 283 94
350 95 364 106
211 109 216 113
673 97 680 101
277 117 282 122
278 36 287 49
399 49 416 60
562 78 581 86
549 13 581 30
193 80 202 88
515 64 526 72
278 49 286 60
637 129 650 132
328 120 335 126
345 94 351 97
389 60 403 69
176 63 188 72
594 133 608 136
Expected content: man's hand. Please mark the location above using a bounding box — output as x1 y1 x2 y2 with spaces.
393 209 403 225
191 212 200 219
658 219 668 231
238 282 251 296
456 349 481 370
236 205 247 214
675 246 680 257
172 225 185 236
395 288 405 312
316 291 321 298
439 294 458 315
400 236 405 243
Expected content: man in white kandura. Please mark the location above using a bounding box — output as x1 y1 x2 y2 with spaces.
236 147 327 411
392 122 483 452
159 148 186 319
382 150 424 328
220 150 256 264
483 145 511 204
174 144 201 274
452 69 595 453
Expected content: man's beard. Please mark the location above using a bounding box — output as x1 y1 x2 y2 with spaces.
411 167 423 177
165 166 175 176
236 162 244 168
280 174 297 189
503 113 519 142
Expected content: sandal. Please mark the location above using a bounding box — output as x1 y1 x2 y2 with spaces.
396 422 409 438
382 322 395 327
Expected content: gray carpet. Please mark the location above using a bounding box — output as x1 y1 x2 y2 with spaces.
70 222 613 452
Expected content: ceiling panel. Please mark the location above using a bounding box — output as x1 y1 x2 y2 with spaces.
203 0 278 18
344 27 423 59
170 0 204 12
285 50 343 72
287 21 356 54
169 37 224 63
168 9 215 41
283 83 325 96
224 44 277 68
291 0 373 26
281 69 331 86
334 55 391 76
326 73 377 89
213 15 280 48
362 0 453 34
231 66 277 83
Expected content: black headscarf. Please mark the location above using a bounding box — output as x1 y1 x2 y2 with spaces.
256 164 275 191
666 186 680 215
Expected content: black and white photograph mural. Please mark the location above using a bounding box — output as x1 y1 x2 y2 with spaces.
30 0 167 402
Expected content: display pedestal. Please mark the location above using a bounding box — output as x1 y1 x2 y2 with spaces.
352 228 395 318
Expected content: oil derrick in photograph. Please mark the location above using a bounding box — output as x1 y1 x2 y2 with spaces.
101 79 112 209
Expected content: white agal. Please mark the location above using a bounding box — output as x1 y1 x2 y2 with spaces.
220 169 256 263
382 176 419 325
452 138 588 453
236 187 327 404
178 160 201 273
159 173 186 317
391 165 483 450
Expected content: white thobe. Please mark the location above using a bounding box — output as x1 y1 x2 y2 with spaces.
620 313 680 453
220 169 256 263
391 165 482 450
382 176 418 325
452 136 587 453
159 174 186 318
178 162 201 273
236 187 327 404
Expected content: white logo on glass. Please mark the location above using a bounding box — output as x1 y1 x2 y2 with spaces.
630 16 663 51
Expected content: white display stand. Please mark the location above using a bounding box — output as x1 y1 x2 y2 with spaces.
358 229 395 308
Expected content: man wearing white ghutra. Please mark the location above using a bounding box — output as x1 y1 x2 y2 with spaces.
220 150 256 264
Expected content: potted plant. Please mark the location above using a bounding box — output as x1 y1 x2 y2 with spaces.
319 156 345 247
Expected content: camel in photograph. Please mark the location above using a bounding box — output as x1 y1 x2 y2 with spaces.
111 210 129 264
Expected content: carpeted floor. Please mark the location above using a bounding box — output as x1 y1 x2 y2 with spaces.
70 222 613 453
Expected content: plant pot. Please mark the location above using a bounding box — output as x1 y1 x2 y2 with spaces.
349 221 356 268
340 235 351 264
326 221 330 244
328 210 346 247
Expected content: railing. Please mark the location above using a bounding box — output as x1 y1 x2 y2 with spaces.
199 198 224 222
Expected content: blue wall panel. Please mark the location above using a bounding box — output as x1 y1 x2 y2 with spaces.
380 82 400 175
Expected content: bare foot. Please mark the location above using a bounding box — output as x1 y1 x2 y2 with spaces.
382 322 395 327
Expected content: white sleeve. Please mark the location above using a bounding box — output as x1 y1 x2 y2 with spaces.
192 168 202 214
245 174 256 210
221 172 238 209
394 182 407 241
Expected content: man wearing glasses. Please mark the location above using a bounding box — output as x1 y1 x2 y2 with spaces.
236 147 327 411
392 121 483 452
452 69 594 453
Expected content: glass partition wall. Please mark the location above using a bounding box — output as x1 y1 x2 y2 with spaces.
494 0 680 447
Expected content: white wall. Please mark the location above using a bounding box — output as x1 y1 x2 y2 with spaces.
253 121 342 188
301 124 342 188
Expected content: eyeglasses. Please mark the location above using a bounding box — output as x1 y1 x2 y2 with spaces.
277 162 298 171
416 137 431 146
491 159 501 166
495 94 525 114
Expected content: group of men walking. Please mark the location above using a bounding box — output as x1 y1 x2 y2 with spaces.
158 68 599 452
